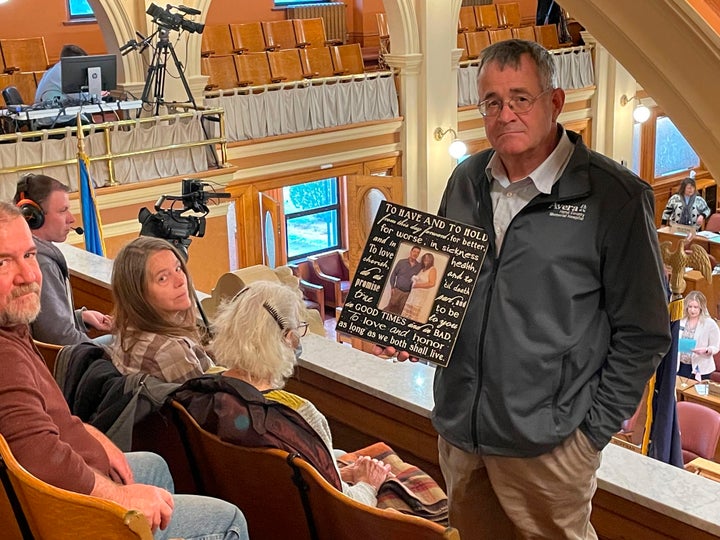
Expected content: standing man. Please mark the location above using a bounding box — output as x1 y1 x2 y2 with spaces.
381 245 422 314
0 202 249 539
431 40 670 539
13 174 112 344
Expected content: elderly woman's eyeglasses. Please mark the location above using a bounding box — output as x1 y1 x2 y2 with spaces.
296 322 309 337
478 88 553 118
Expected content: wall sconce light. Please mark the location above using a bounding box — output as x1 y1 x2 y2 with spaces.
434 127 467 159
620 94 651 123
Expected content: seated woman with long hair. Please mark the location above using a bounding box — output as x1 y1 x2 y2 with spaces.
209 281 392 506
109 236 216 383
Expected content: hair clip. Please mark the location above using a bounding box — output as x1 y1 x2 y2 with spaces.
263 301 289 332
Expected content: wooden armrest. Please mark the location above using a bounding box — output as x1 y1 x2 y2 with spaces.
232 48 248 54
238 80 253 87
457 26 469 33
324 39 343 46
314 269 341 284
270 76 287 83
296 41 311 48
204 83 218 91
303 71 320 79
4 66 19 74
265 45 280 52
201 49 215 57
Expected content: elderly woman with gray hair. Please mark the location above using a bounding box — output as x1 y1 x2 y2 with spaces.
210 281 392 507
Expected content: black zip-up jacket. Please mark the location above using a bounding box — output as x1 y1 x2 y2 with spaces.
432 130 671 457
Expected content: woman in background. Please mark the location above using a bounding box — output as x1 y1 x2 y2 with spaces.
678 290 720 380
662 176 711 229
402 252 437 322
110 236 215 383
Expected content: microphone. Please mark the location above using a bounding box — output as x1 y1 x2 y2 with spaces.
73 227 84 235
178 5 201 15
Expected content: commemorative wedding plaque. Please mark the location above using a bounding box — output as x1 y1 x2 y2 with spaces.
336 201 489 367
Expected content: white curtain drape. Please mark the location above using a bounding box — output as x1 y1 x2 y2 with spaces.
0 112 211 200
204 73 399 142
457 47 595 107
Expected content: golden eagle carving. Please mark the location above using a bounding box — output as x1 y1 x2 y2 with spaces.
659 239 712 298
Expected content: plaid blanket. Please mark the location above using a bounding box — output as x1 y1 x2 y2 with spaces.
338 442 448 524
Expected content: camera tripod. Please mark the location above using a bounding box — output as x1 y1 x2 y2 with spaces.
140 28 198 116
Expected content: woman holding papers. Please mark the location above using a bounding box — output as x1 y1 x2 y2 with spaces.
662 176 711 230
678 291 720 380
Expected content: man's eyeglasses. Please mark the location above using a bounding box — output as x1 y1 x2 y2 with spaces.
478 88 553 118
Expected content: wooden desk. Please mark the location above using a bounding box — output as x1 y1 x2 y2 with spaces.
676 376 698 400
680 384 720 414
686 457 720 482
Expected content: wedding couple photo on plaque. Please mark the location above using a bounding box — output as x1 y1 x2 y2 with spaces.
337 201 488 367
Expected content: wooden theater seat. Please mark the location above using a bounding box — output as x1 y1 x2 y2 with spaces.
262 20 298 51
300 46 342 78
496 2 522 29
293 17 341 48
267 49 311 83
201 55 239 91
534 24 561 49
287 452 460 540
5 72 37 105
0 37 50 73
170 401 312 540
33 340 63 374
330 43 365 75
170 401 459 540
234 52 273 86
511 26 536 42
458 6 478 33
463 31 491 60
229 22 270 53
0 435 153 540
474 5 499 30
488 28 513 44
201 24 234 57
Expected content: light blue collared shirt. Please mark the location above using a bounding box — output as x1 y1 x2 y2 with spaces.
485 128 575 251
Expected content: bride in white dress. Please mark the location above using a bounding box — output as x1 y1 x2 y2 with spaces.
402 253 437 322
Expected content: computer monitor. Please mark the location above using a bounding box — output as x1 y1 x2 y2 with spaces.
61 54 117 101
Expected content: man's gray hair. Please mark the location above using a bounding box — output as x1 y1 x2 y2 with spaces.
478 39 558 90
0 202 22 222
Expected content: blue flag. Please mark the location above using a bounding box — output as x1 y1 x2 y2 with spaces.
77 151 105 256
647 299 684 467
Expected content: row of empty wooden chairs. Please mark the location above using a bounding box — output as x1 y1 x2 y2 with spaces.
458 2 522 33
0 435 153 539
458 24 562 61
202 18 341 58
170 400 459 540
202 44 364 91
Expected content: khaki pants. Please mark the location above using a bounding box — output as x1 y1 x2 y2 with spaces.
382 287 410 315
438 430 601 540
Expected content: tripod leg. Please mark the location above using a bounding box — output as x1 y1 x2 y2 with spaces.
153 48 169 116
167 42 198 110
139 45 162 118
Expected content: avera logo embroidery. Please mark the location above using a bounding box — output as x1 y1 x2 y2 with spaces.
548 202 587 221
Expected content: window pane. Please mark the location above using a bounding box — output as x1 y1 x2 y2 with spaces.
286 210 339 258
68 0 94 17
283 178 337 214
654 116 699 178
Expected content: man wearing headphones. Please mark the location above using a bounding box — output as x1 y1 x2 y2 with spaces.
13 174 112 344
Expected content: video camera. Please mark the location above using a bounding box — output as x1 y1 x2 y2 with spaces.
146 3 205 34
138 179 230 256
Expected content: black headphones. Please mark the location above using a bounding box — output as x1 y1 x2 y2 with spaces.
15 175 45 230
